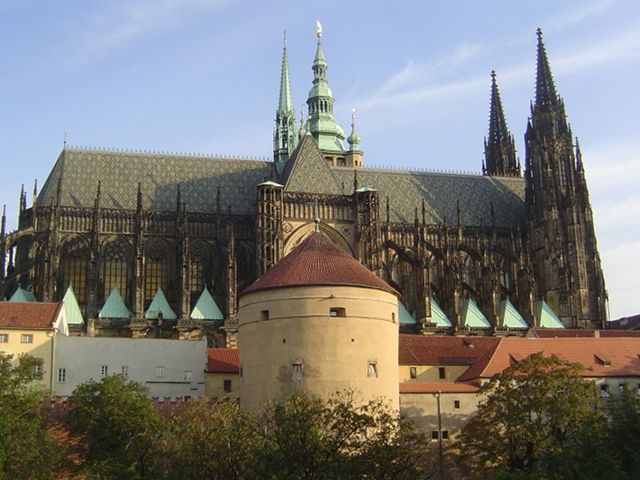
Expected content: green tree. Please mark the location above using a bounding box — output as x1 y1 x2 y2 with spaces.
153 399 260 480
65 375 161 480
254 392 433 479
605 385 640 478
457 353 598 479
0 352 63 479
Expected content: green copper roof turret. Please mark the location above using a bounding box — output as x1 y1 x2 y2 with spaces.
347 109 361 151
305 21 346 153
9 287 36 302
145 288 177 320
278 31 294 116
63 285 84 325
190 287 224 320
99 288 131 319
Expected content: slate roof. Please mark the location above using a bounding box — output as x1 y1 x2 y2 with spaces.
242 231 397 296
398 334 500 365
38 148 272 214
330 167 524 227
207 348 240 373
457 337 640 381
36 141 525 228
0 302 63 329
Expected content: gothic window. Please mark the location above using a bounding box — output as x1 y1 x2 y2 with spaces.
391 254 416 315
144 238 171 304
189 240 209 304
497 255 512 292
428 255 441 297
101 238 132 305
59 236 89 304
461 253 476 292
559 158 568 188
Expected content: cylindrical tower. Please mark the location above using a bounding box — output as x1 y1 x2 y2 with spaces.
238 231 399 412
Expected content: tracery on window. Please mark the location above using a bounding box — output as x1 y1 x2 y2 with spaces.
497 255 512 292
461 252 477 292
189 240 209 303
101 237 132 305
144 238 171 303
59 236 89 304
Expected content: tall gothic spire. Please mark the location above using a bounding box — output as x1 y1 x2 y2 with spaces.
277 31 294 116
305 21 345 153
534 28 559 109
484 70 519 177
274 31 298 173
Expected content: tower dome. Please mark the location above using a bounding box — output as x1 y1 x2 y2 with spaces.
238 231 399 412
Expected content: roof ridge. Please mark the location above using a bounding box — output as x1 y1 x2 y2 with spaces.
331 165 487 177
65 145 271 163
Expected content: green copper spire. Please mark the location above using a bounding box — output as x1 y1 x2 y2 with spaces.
347 109 361 151
274 31 298 173
9 287 36 302
190 287 224 320
306 21 346 153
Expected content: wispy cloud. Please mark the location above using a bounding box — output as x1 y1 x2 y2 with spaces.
358 23 640 114
377 44 482 96
75 0 228 59
544 0 618 33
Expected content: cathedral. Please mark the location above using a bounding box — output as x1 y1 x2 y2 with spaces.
0 27 607 345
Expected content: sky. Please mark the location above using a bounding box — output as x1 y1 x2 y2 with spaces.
1 0 638 319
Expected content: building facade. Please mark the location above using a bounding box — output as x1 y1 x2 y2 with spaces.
0 28 606 345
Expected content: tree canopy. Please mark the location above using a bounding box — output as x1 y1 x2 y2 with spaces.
0 353 63 480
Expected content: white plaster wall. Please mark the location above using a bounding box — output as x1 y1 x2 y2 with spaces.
54 336 207 399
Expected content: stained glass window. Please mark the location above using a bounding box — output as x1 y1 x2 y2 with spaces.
59 237 89 304
102 238 132 305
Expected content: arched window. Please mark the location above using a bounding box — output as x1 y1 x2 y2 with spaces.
59 236 89 304
461 253 476 292
144 238 171 305
189 240 209 305
497 255 512 292
101 238 132 305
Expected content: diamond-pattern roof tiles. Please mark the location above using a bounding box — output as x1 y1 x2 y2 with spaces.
280 135 342 195
38 148 272 214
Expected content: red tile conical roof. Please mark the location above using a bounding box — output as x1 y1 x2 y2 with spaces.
242 232 397 296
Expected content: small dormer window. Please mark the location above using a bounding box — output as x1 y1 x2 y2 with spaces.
330 307 346 318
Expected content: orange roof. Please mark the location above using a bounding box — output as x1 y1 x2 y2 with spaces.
400 381 480 394
529 328 640 338
458 337 640 381
241 232 397 296
207 348 239 373
399 334 500 365
0 302 63 330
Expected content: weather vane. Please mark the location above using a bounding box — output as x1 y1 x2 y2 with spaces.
316 20 322 39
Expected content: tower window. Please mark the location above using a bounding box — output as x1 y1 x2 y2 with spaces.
292 361 304 382
454 400 461 409
224 379 232 393
261 310 269 321
330 307 346 318
368 361 378 378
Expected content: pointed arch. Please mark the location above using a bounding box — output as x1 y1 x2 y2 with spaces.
144 237 174 307
59 235 90 304
283 222 353 257
100 236 133 307
189 239 211 306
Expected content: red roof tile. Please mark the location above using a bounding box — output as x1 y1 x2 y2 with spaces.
399 334 500 365
400 381 480 394
241 232 397 296
207 348 239 373
0 302 63 330
458 337 640 381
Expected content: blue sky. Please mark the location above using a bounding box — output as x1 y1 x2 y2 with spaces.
1 0 638 319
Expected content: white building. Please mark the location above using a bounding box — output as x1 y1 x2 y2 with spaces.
54 336 207 399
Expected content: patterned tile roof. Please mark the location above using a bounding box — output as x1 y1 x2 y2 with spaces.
207 348 240 373
398 334 500 365
38 148 272 214
242 232 397 296
331 167 525 227
458 337 640 381
0 302 63 329
37 143 525 228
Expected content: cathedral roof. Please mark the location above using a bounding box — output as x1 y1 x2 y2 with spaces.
38 147 272 214
242 231 397 296
37 143 525 228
